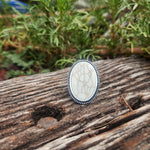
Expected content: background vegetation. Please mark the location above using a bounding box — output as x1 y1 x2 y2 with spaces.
0 0 150 80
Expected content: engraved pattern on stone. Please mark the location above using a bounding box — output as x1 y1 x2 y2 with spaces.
70 62 98 101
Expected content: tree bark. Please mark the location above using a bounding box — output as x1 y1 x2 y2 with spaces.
0 56 150 150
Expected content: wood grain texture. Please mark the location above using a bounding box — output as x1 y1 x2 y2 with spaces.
0 56 150 150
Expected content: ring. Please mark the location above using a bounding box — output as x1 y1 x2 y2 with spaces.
68 60 100 104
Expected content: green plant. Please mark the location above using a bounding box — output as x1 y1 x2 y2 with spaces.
0 0 12 14
122 0 150 54
55 49 101 68
0 0 97 78
89 0 150 56
0 0 150 80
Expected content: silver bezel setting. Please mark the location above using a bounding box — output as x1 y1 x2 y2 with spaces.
68 60 100 104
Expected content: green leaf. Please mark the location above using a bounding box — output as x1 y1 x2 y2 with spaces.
3 52 34 69
40 69 50 73
133 3 138 11
54 37 59 46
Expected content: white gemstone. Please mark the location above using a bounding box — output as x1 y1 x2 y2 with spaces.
68 61 99 104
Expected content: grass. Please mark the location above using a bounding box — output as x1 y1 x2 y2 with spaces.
0 0 150 79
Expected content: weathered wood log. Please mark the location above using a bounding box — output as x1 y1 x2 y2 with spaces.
0 56 150 150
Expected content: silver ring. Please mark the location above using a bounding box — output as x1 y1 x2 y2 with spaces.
68 60 100 104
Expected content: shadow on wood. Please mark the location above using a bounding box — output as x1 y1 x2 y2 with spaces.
0 56 150 150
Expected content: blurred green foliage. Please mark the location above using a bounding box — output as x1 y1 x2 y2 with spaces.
0 0 150 79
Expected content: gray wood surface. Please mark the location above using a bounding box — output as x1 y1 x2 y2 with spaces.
0 56 150 150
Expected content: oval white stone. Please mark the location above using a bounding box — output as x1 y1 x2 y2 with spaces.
68 60 99 104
